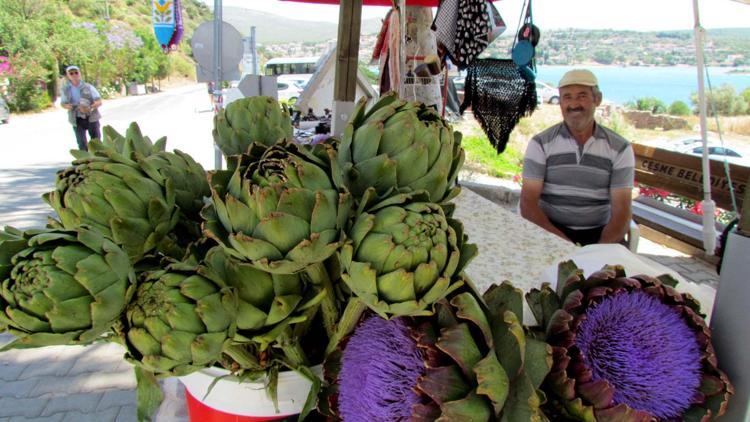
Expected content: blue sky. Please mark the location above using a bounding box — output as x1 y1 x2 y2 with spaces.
202 0 750 31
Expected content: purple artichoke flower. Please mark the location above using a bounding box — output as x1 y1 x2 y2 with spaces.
322 282 552 421
526 262 734 421
575 290 701 419
338 316 424 421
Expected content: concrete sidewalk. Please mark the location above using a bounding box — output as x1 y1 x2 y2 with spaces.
0 165 721 421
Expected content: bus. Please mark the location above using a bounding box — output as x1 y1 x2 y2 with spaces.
264 57 320 77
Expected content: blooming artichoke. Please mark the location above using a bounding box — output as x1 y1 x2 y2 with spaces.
526 262 733 421
322 282 552 421
118 258 235 376
213 96 293 157
0 227 135 349
339 192 476 317
337 92 463 206
202 142 351 274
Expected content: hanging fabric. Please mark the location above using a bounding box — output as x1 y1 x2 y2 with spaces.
459 58 537 153
166 0 183 52
433 0 497 70
152 0 175 51
374 8 401 95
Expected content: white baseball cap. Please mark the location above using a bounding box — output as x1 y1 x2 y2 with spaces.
65 65 80 73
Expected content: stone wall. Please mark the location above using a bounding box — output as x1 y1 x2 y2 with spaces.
623 110 689 130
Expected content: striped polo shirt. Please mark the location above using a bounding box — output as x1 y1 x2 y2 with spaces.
522 122 634 229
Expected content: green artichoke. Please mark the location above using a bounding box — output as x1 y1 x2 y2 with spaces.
199 246 325 352
322 282 552 421
99 123 210 219
339 192 476 317
527 262 733 421
44 140 181 262
337 92 464 206
213 96 293 157
202 142 351 274
0 227 135 349
118 259 235 376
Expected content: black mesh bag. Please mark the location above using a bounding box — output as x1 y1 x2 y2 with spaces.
459 58 537 153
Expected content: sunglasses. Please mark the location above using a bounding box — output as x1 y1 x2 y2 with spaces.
68 71 79 75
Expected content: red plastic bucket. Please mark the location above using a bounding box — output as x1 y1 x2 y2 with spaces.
185 389 290 422
179 365 322 422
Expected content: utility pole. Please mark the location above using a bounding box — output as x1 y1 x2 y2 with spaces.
250 26 258 75
213 0 223 170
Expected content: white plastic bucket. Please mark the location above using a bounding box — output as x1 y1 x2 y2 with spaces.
179 365 323 420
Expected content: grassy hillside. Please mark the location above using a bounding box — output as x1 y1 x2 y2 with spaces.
220 7 383 43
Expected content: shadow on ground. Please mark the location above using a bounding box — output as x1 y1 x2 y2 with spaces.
0 163 66 230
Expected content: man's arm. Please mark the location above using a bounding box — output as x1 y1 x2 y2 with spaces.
89 85 102 110
60 86 74 110
520 179 571 242
599 187 632 243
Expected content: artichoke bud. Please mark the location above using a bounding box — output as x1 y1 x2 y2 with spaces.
120 262 233 375
338 92 464 207
0 227 135 350
340 194 475 318
203 144 350 274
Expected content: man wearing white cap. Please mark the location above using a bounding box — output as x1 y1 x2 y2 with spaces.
519 69 634 246
60 65 102 151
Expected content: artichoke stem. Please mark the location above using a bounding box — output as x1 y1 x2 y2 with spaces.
278 330 308 367
325 298 368 356
223 343 261 370
305 263 339 338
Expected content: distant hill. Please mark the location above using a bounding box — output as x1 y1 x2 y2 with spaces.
220 7 383 43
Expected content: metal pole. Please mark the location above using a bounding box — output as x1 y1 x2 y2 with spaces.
250 26 258 75
213 0 223 170
692 0 716 254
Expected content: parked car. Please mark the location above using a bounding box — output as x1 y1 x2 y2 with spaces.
277 81 304 103
0 97 9 124
536 81 559 104
675 140 746 166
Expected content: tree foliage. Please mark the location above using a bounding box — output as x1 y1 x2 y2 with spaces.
0 0 211 111
691 84 749 116
668 100 690 116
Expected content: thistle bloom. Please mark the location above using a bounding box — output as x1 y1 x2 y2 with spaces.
575 290 702 419
325 283 552 421
527 262 733 421
338 316 424 421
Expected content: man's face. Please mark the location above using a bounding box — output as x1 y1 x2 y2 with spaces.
559 84 600 132
67 69 81 84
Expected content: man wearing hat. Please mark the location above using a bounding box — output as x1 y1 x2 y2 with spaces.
519 69 634 246
60 65 102 151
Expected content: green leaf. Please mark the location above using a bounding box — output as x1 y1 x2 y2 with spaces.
474 352 510 416
483 282 524 321
436 323 482 379
438 391 493 422
134 367 164 422
451 292 493 348
418 365 471 405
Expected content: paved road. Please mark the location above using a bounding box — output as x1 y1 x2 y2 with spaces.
0 86 212 421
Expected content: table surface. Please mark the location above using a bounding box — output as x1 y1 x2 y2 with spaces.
453 188 578 294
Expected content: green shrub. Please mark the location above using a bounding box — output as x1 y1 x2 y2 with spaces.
691 84 749 116
632 97 667 114
668 100 691 116
598 111 635 140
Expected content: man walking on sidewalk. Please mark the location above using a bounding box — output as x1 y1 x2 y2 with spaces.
60 65 102 151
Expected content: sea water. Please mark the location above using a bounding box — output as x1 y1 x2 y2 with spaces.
536 65 750 106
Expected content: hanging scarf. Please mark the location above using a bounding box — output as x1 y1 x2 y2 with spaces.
459 58 537 153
